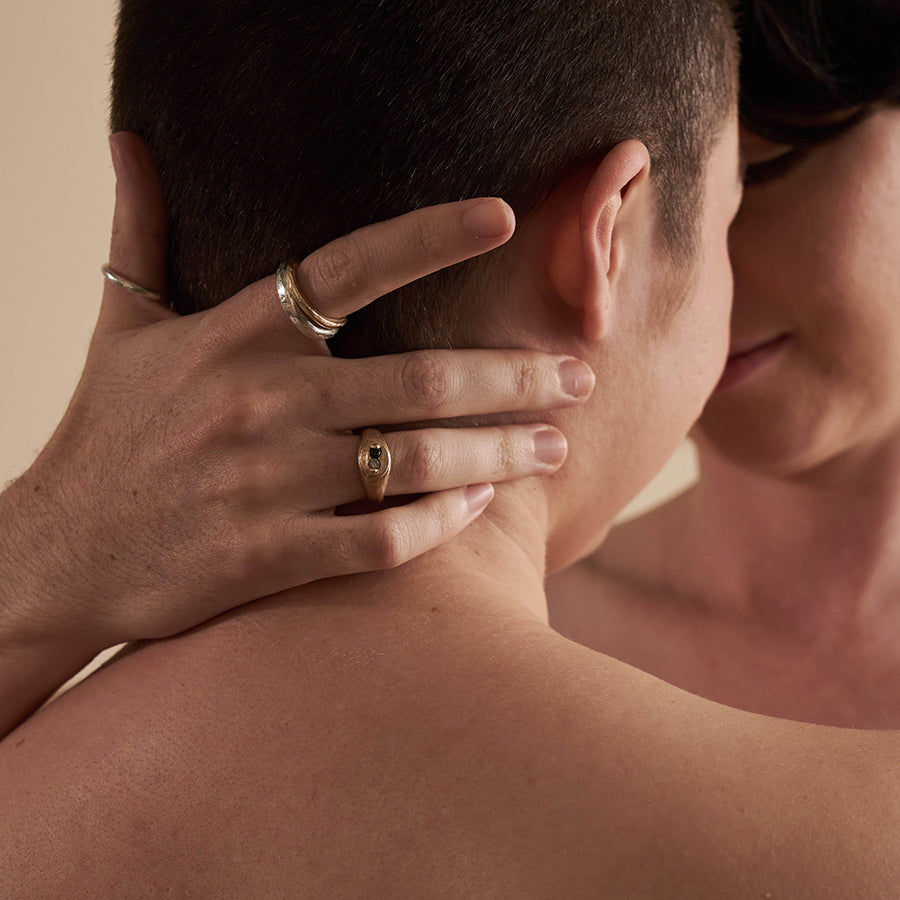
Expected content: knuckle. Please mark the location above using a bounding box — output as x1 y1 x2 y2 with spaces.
234 455 273 510
207 384 264 446
512 359 540 400
171 377 264 459
496 431 520 475
399 352 452 411
194 454 240 512
173 413 214 460
194 444 268 516
304 241 366 301
183 309 231 368
225 517 285 586
368 516 412 570
435 500 457 540
407 437 445 488
425 495 458 547
227 513 328 592
410 218 441 260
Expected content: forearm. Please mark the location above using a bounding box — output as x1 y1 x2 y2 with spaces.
0 474 102 737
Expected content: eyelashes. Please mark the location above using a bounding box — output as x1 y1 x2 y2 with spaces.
742 146 811 187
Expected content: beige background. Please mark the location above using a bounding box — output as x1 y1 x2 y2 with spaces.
0 0 696 518
1 1 118 486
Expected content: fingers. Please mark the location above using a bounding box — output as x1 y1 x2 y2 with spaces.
207 198 515 350
99 132 174 331
305 484 497 580
317 349 595 430
383 425 567 496
294 198 514 320
272 424 567 510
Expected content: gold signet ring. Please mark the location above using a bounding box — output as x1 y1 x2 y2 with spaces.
358 428 392 503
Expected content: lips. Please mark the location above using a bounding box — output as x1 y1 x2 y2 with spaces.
715 333 790 392
727 334 787 360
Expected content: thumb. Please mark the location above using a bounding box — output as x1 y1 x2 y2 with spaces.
98 131 174 331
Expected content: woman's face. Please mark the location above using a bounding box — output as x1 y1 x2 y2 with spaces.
696 106 900 476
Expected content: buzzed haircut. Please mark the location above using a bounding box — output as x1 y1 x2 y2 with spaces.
111 0 737 357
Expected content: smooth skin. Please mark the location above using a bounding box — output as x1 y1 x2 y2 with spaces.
0 133 594 738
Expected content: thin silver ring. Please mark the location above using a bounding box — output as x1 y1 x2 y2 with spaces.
275 262 347 340
101 264 164 302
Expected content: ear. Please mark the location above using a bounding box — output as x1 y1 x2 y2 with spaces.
545 140 652 341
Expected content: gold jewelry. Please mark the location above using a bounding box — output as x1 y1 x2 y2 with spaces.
275 262 347 340
358 428 392 503
101 264 164 302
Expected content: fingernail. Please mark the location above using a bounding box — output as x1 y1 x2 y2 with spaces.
466 483 495 513
533 428 568 469
558 359 595 400
461 198 514 238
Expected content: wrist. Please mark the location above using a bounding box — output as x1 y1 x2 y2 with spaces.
0 481 107 735
0 471 105 659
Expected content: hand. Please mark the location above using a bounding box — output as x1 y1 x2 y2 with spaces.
0 133 594 731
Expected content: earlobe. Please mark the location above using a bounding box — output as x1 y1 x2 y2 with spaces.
544 140 651 342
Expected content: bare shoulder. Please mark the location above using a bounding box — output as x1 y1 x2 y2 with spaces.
1 582 898 898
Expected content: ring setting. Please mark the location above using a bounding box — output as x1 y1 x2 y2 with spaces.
358 429 392 503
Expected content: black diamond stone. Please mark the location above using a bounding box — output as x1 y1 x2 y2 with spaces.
369 446 382 459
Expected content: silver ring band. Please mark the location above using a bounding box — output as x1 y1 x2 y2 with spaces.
276 262 347 340
101 264 164 302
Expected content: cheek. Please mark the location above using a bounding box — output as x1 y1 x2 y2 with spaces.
733 175 898 349
728 167 900 448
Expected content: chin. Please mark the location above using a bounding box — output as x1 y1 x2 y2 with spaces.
697 422 813 477
696 393 868 478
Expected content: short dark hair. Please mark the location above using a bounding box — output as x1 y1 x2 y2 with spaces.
111 1 737 356
739 0 900 143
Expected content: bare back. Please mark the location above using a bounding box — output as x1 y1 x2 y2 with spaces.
1 568 898 897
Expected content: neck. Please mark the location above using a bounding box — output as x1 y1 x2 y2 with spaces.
679 434 900 639
299 479 553 627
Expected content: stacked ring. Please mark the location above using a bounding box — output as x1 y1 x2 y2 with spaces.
276 262 348 340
